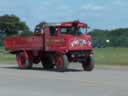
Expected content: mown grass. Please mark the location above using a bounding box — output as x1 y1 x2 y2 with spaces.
0 48 16 63
0 54 16 63
0 47 128 66
95 48 128 65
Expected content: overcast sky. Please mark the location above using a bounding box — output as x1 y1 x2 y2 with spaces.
0 0 128 30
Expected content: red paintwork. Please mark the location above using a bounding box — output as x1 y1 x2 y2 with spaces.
5 36 43 51
5 21 93 54
55 56 64 69
17 53 25 68
45 34 93 53
61 21 88 28
44 21 92 53
67 34 93 50
5 21 95 71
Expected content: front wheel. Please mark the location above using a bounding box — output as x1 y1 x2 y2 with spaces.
16 52 33 69
81 55 95 71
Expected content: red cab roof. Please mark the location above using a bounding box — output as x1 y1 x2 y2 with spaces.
60 21 88 28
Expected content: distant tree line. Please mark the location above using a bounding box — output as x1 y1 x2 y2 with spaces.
89 28 128 47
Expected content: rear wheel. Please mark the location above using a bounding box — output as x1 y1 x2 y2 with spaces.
16 52 33 69
81 55 95 71
41 54 54 69
55 54 69 72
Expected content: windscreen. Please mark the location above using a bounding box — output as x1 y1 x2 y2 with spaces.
60 27 87 36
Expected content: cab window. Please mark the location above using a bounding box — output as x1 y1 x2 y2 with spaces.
49 27 57 36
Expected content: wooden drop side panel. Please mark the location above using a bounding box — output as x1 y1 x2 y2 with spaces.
5 36 43 51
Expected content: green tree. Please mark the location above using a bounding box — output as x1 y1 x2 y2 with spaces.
89 28 128 47
0 14 31 36
34 21 47 33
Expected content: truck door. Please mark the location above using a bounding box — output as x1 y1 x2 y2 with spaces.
44 26 57 51
45 26 66 51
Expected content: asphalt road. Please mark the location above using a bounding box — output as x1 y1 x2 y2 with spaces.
0 63 128 96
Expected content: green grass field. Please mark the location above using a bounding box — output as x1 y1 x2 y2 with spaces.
95 48 128 65
0 48 128 66
0 54 16 63
0 48 16 63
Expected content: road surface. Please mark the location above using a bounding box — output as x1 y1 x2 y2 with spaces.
0 63 128 96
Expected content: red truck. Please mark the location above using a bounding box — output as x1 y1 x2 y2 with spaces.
5 21 95 71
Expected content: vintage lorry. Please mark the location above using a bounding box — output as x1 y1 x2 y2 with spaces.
5 21 95 71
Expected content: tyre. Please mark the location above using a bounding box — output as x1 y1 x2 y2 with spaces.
16 52 33 69
41 54 54 69
55 54 69 72
81 55 95 71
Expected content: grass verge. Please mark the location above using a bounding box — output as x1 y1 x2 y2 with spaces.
0 48 16 63
0 48 128 66
95 48 128 66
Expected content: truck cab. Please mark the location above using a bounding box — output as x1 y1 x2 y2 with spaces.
40 21 95 71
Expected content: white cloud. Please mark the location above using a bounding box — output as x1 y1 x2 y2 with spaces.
81 4 105 11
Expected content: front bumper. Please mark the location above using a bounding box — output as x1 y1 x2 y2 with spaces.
67 50 93 62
